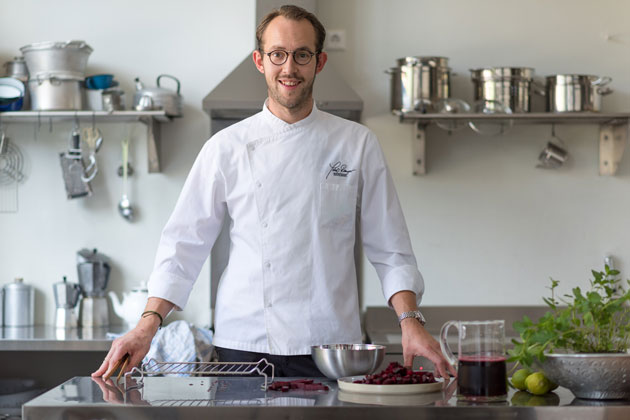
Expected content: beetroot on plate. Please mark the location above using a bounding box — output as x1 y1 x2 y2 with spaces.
352 362 436 385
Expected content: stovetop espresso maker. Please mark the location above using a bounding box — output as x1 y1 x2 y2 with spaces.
77 248 111 327
53 276 81 328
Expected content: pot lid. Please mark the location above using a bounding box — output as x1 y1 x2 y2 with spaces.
396 56 449 68
545 74 598 83
470 67 534 81
19 40 93 54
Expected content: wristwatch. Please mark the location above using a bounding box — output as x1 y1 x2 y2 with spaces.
398 310 426 327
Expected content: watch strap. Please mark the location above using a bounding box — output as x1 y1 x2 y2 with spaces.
398 310 426 326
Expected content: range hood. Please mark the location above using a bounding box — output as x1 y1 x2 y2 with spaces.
202 0 363 135
203 56 363 130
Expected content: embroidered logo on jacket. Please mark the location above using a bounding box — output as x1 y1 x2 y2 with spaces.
326 161 356 179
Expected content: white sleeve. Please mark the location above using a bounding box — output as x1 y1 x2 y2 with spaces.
359 133 424 307
148 139 227 310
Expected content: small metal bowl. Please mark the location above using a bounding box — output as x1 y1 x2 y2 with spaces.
541 353 630 400
311 344 385 379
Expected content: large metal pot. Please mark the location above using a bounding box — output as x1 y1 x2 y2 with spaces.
387 56 450 112
545 74 612 112
20 40 92 80
3 57 29 83
28 76 82 110
470 67 536 113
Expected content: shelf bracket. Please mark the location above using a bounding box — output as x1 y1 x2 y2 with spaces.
140 117 161 173
599 121 627 176
412 122 426 175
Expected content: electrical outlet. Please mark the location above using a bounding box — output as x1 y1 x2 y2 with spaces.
327 29 346 51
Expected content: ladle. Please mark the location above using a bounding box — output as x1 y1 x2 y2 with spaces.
118 138 133 221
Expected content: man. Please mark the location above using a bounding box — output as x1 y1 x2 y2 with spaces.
93 5 455 380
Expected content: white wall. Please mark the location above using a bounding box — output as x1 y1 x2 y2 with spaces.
0 0 255 327
1 0 629 329
316 0 630 307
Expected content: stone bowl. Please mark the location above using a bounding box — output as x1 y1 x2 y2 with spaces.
541 353 630 400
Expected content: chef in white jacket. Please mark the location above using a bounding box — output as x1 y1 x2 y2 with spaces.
94 4 456 380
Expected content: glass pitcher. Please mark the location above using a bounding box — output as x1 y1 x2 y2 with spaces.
440 319 507 402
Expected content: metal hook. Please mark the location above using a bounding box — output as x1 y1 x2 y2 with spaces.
92 112 96 131
551 123 556 138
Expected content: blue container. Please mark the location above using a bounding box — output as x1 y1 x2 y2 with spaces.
85 74 114 90
0 96 23 111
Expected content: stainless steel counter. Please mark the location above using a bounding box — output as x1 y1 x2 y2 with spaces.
0 325 127 351
23 376 630 420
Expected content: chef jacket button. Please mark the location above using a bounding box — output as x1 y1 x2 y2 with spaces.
264 261 271 268
266 302 272 308
262 222 268 228
256 181 262 188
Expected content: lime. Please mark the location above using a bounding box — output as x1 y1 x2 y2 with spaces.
510 368 532 391
525 372 552 395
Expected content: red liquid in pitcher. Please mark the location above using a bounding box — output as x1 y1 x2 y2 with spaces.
457 355 507 401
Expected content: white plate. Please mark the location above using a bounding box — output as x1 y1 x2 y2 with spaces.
337 390 443 406
337 376 444 395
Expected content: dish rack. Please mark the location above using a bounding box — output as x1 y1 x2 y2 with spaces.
123 358 275 392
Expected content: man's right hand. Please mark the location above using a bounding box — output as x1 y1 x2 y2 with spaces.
92 297 173 379
91 318 158 379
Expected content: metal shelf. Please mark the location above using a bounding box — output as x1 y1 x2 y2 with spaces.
0 110 172 173
393 111 630 176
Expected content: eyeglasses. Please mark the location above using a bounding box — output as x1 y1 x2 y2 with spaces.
262 49 318 66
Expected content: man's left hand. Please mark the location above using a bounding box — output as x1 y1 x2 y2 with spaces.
400 317 457 380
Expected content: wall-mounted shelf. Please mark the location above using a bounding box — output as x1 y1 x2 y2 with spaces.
0 110 171 173
393 111 630 176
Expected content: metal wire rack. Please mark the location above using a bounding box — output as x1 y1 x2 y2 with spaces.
123 358 275 392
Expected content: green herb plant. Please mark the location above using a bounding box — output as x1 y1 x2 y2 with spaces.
508 266 630 370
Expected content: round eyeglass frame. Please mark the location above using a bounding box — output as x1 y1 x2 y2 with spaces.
262 49 319 66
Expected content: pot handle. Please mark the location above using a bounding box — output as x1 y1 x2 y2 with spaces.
157 74 181 94
532 81 546 96
592 76 612 87
597 86 614 95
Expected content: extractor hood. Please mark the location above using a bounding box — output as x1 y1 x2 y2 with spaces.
202 55 363 127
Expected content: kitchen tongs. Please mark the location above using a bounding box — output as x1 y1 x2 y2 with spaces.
103 353 130 382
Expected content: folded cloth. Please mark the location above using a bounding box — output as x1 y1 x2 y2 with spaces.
142 320 214 375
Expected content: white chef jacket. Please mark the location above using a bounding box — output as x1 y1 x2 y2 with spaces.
148 102 424 355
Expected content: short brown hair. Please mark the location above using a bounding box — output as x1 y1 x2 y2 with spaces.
256 4 326 53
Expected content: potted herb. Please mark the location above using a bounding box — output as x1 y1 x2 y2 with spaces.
508 265 630 399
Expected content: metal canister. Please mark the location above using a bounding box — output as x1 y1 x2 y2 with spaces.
470 67 535 113
3 278 35 327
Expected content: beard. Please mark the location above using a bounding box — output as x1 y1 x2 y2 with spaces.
268 72 316 111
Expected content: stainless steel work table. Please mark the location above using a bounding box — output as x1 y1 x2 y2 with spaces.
23 376 630 420
0 325 127 351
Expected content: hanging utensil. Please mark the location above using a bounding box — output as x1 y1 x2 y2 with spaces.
59 124 92 199
118 138 133 221
537 124 568 169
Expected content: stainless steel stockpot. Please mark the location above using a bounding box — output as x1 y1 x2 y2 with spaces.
387 56 450 112
20 40 92 80
470 67 536 113
545 74 612 112
28 76 82 110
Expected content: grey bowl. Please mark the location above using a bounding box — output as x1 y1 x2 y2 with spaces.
541 353 630 400
311 344 385 379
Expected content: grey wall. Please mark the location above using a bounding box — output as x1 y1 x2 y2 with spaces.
317 0 630 307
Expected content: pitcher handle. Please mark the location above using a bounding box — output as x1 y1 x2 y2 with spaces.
440 320 458 366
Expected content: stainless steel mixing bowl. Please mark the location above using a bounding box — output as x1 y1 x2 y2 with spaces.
541 353 630 400
311 344 385 379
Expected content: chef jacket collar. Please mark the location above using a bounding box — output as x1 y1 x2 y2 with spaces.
262 99 319 132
